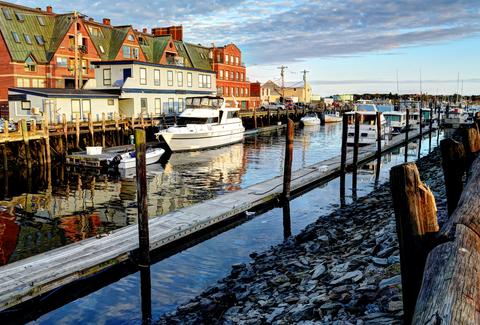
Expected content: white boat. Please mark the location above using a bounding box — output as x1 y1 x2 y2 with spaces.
301 113 321 126
155 96 245 152
408 110 420 128
346 103 387 145
384 111 407 134
442 107 473 127
108 148 165 169
324 111 342 123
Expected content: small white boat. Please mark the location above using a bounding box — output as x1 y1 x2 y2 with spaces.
108 148 165 169
384 111 407 134
324 111 342 123
155 96 245 152
301 113 321 126
346 103 387 145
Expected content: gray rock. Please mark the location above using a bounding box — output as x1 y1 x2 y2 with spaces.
376 246 395 258
312 263 327 279
319 302 343 310
372 257 388 266
289 304 315 322
330 270 363 285
271 274 289 284
387 300 403 312
267 307 285 323
387 255 400 264
379 275 402 290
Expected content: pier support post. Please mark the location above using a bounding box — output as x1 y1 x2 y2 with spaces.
390 162 439 324
267 108 271 126
428 107 433 153
282 119 294 200
135 129 150 266
43 115 51 164
340 114 348 206
282 201 292 239
461 127 480 168
88 113 94 146
102 113 106 148
440 138 466 216
405 109 410 162
418 109 423 160
62 114 68 156
75 114 80 149
20 120 32 169
375 112 382 183
140 266 152 324
352 112 360 200
1 144 7 172
277 109 280 125
253 108 257 129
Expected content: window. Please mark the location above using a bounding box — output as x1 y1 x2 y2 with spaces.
15 12 24 22
24 34 32 45
122 45 131 58
154 69 160 86
240 88 244 96
25 57 36 72
103 68 111 86
140 68 147 85
236 72 239 80
89 27 102 37
155 98 162 114
56 57 67 67
99 45 105 54
225 54 229 63
187 72 192 87
71 99 81 115
17 78 29 87
177 72 183 87
245 88 248 96
168 98 174 114
132 47 139 59
108 99 115 106
178 98 184 112
230 71 234 80
21 101 31 110
207 75 211 88
216 54 220 62
12 31 20 43
167 70 173 86
236 57 239 65
219 70 223 80
35 35 45 45
240 73 244 81
127 34 134 41
2 8 11 20
82 59 88 74
140 98 148 114
37 16 45 26
82 99 91 114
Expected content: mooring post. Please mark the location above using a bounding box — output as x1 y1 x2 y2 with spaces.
135 129 150 266
405 108 410 162
437 106 441 146
428 107 433 153
418 109 423 159
461 127 480 168
75 114 80 149
440 138 466 216
43 114 51 164
101 113 106 148
140 266 152 324
276 109 280 124
88 113 94 146
282 201 292 239
30 119 36 137
282 118 294 200
1 144 7 172
253 108 257 129
352 112 360 199
141 114 145 130
20 120 32 169
390 162 439 324
62 114 68 156
375 112 382 183
340 114 348 206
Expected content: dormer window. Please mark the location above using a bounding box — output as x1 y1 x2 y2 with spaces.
24 34 32 45
2 8 12 20
37 16 45 26
15 11 24 22
99 45 105 53
12 31 20 43
89 26 103 38
35 35 45 45
25 57 36 72
127 34 134 41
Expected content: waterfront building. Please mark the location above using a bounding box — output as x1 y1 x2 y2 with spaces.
333 94 354 102
210 43 251 109
261 80 312 104
249 82 261 109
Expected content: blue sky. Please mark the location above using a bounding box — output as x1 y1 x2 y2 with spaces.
17 0 480 95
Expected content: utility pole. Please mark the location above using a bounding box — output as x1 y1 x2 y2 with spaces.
419 69 422 108
278 65 287 102
301 70 309 103
73 11 79 90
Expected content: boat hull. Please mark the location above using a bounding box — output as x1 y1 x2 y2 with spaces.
324 115 342 123
159 128 245 152
118 149 165 169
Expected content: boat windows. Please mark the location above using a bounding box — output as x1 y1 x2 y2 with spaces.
386 115 401 122
227 111 238 119
356 104 376 112
347 114 376 125
177 117 219 125
185 97 224 108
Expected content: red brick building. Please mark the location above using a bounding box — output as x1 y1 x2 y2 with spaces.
211 43 252 109
249 82 261 109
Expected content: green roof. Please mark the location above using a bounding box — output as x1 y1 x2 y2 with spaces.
173 40 193 68
140 35 170 63
184 43 212 70
87 24 130 61
0 4 71 63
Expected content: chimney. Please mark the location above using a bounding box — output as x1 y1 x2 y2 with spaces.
35 7 41 11
142 28 148 34
88 17 94 22
46 5 53 13
103 18 111 26
151 25 183 41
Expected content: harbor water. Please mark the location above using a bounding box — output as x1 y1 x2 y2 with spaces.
0 123 444 323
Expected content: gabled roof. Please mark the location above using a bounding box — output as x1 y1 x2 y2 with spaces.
184 43 212 70
85 22 130 61
138 34 170 63
173 40 193 68
0 3 72 63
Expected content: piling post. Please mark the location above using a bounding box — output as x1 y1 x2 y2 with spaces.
375 112 382 183
101 113 106 147
88 113 94 146
141 114 145 130
20 120 32 169
340 114 348 206
253 108 257 129
114 113 120 146
440 138 466 216
352 112 360 199
75 114 80 149
140 266 152 324
267 108 271 126
282 119 294 200
436 106 441 145
1 144 7 172
390 162 439 324
428 107 433 153
461 127 480 168
418 109 423 159
30 119 36 137
62 114 68 156
3 120 8 140
43 114 51 164
282 201 292 239
277 109 280 125
135 129 150 266
405 108 410 162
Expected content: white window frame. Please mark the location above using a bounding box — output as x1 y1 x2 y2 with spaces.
167 70 173 86
103 68 111 86
140 98 148 114
154 69 160 86
140 68 147 85
177 72 183 87
168 98 174 114
178 98 184 112
155 98 162 114
187 72 192 87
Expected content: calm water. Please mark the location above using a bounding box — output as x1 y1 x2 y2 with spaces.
0 124 443 323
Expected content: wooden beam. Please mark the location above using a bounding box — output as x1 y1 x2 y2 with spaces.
282 119 294 200
440 138 466 216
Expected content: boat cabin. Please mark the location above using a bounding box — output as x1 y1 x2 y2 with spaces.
185 96 225 109
177 96 239 126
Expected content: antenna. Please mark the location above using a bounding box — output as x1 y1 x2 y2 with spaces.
277 65 287 101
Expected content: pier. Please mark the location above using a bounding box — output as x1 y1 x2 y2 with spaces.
0 123 434 311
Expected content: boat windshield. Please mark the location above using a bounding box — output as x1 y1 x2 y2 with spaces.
176 117 219 125
347 114 376 125
386 115 401 122
185 97 224 109
356 104 377 112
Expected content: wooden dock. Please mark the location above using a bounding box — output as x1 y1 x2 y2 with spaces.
0 127 432 311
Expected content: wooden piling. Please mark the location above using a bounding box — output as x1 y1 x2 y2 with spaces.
405 109 410 162
20 120 32 169
1 144 7 172
101 113 106 148
135 129 150 266
282 201 292 239
141 114 145 130
253 108 257 129
428 107 433 153
375 112 382 182
440 138 466 216
75 114 80 149
340 114 348 206
140 266 152 324
267 108 271 126
461 127 480 167
418 109 423 159
88 113 94 146
390 162 439 324
352 112 360 198
62 114 68 156
282 118 294 200
43 115 51 164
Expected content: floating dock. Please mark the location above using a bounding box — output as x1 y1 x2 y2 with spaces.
0 127 434 311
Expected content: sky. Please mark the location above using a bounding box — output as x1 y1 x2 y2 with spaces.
16 0 480 96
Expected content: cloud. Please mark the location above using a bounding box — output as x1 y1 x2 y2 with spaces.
15 0 480 65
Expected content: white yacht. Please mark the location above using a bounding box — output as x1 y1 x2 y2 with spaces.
408 110 420 128
442 107 473 127
346 103 387 145
155 96 245 152
301 113 321 126
384 111 407 134
324 111 342 123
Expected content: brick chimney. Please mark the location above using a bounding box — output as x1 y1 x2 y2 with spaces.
46 5 53 13
88 17 94 22
142 28 148 34
103 18 111 26
151 25 183 41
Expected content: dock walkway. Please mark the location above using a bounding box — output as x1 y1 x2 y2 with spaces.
0 128 430 311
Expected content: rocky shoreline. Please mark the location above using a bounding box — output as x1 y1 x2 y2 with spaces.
158 148 447 324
